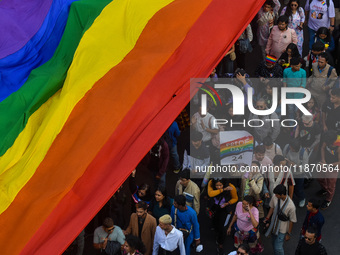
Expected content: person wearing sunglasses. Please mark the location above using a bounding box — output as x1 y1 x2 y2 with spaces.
295 227 328 255
227 243 250 255
93 217 125 254
281 0 305 55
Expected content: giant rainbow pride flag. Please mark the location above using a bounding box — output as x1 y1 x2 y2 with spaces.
0 0 265 253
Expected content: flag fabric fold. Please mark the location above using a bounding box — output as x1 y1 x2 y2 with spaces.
0 0 78 101
0 0 265 254
0 0 53 59
0 0 112 157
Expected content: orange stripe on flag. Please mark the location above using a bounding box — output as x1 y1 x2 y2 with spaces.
0 0 213 254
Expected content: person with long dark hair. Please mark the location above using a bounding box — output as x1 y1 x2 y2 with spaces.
129 169 152 213
123 235 146 255
315 26 335 53
148 185 173 223
281 0 305 55
278 43 302 69
208 178 238 254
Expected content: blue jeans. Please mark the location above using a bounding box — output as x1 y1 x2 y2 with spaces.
294 178 305 201
170 145 181 170
308 28 316 51
271 233 285 255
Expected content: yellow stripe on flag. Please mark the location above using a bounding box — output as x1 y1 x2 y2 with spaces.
0 0 174 214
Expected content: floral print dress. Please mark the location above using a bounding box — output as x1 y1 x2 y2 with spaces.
281 7 305 55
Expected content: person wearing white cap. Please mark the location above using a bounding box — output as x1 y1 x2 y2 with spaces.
152 215 185 255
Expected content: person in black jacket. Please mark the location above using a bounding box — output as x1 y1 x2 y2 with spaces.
295 227 327 255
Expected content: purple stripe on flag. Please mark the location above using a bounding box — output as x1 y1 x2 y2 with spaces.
0 0 53 59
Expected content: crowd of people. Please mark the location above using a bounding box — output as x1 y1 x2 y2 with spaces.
64 0 340 254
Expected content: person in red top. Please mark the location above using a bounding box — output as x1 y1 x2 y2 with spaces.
301 198 325 241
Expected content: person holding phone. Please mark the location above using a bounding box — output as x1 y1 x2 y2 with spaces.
227 196 261 254
208 178 238 255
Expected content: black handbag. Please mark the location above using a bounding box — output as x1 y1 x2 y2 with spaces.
206 195 224 218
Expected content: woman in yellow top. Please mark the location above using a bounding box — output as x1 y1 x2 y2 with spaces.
207 178 238 255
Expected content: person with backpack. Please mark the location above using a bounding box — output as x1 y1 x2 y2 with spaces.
283 140 309 207
305 0 336 50
306 41 327 76
307 52 338 108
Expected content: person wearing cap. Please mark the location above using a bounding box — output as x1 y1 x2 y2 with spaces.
255 55 283 87
265 15 298 59
152 214 186 255
283 57 307 121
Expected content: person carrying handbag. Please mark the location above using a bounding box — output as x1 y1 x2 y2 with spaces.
208 178 238 255
263 184 297 255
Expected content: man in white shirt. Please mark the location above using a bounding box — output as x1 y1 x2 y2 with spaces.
152 214 185 255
